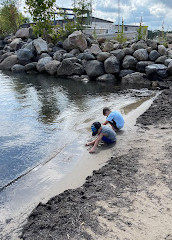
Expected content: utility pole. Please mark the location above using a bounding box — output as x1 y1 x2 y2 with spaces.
118 0 120 33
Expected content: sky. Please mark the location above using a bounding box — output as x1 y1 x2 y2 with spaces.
19 0 172 31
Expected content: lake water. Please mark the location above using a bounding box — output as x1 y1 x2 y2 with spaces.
0 71 155 239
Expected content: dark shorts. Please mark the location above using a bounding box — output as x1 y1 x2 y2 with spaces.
109 120 119 130
102 136 115 144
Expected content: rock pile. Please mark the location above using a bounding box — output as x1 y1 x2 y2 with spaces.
0 28 172 88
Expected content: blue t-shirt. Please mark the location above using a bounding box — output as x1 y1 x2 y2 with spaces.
101 125 116 142
106 111 124 129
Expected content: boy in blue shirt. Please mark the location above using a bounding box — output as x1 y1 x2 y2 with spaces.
85 122 116 153
103 107 124 131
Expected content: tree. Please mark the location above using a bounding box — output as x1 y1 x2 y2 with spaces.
73 0 92 30
25 0 56 39
0 0 26 35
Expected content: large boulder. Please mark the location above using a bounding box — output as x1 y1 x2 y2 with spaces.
57 59 84 76
147 39 158 50
97 52 110 62
123 48 134 55
111 49 125 61
131 40 148 50
68 31 87 52
136 61 154 73
0 55 18 70
11 64 25 73
122 55 138 70
33 38 48 54
155 56 167 64
88 44 102 55
96 74 117 82
103 42 114 52
121 72 151 86
9 38 22 50
0 52 13 63
149 50 160 61
78 53 95 61
145 64 168 79
15 28 30 39
104 56 120 74
133 49 148 61
45 60 61 75
36 56 52 72
158 45 167 56
17 48 34 62
85 60 104 78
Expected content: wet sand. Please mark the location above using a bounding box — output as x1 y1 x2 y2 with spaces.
20 89 172 240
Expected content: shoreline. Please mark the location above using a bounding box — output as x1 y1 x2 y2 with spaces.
21 89 172 240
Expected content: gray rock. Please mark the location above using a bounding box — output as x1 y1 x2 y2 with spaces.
63 38 74 52
9 38 22 50
68 31 87 52
63 53 74 59
69 48 80 56
167 64 172 75
167 50 172 58
25 62 37 71
96 74 117 82
136 61 154 73
149 50 160 61
11 64 25 73
155 56 167 64
0 40 5 50
158 45 167 56
133 49 148 61
89 44 102 55
0 55 18 70
33 38 48 54
111 49 125 61
97 52 110 62
17 48 33 62
53 51 63 61
146 64 168 79
45 60 61 75
103 42 114 52
15 28 30 39
85 60 104 78
36 56 52 72
121 72 151 86
78 53 95 60
57 59 84 76
39 53 50 59
119 69 135 78
64 57 79 63
131 41 148 50
122 55 137 70
147 39 158 50
123 48 134 55
164 59 172 66
0 52 13 63
104 56 120 74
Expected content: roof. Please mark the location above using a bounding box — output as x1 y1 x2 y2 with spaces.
91 17 114 24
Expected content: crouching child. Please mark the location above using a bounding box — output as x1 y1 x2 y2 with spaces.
86 122 116 153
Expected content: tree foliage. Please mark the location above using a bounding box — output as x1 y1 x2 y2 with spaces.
0 0 27 35
25 0 56 39
73 0 92 30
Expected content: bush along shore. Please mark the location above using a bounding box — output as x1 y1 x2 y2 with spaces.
0 28 172 89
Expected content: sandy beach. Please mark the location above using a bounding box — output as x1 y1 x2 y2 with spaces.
20 88 172 240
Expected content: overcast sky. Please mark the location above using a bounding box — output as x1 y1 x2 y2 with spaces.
21 0 172 31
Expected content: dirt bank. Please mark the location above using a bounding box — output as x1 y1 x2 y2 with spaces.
21 90 172 240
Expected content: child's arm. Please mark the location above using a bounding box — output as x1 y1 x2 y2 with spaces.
103 120 108 125
89 133 103 153
85 139 96 146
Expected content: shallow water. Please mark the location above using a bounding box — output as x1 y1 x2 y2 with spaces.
0 71 156 239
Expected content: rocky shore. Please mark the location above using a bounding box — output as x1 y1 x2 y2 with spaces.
21 89 172 240
0 28 172 89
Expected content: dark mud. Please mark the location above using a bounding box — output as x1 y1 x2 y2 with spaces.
21 89 172 240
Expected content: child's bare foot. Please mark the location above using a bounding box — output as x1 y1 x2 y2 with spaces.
85 143 90 146
89 149 95 153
